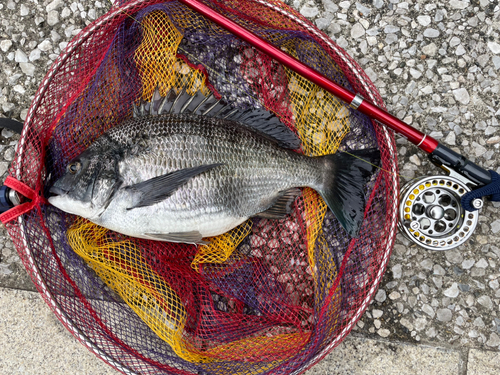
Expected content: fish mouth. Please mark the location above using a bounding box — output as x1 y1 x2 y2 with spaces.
49 185 67 196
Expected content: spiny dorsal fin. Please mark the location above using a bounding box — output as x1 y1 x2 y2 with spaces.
133 88 300 149
224 108 301 150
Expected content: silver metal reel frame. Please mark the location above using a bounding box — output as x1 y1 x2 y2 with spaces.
398 167 482 251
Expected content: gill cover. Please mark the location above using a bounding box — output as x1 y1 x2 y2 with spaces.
49 141 122 218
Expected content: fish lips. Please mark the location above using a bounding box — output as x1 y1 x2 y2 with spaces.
49 185 68 197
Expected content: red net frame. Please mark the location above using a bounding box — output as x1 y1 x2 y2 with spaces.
4 0 398 374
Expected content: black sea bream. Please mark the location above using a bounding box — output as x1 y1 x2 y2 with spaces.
49 89 380 244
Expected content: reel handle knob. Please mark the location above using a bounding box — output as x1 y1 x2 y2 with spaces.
472 198 484 209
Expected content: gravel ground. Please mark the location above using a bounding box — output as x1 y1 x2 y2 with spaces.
1 0 500 373
289 0 500 351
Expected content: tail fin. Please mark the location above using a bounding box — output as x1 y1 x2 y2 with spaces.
318 148 381 238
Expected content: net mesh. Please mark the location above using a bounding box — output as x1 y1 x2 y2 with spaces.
4 0 398 374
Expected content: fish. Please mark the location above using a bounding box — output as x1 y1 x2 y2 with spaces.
48 88 380 244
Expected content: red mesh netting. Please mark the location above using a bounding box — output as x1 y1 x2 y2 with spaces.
3 0 398 374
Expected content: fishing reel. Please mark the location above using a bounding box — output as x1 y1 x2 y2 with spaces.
398 167 483 251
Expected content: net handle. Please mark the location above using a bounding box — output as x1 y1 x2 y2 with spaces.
178 0 433 150
178 0 492 187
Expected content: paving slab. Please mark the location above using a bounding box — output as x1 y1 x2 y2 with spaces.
304 334 461 375
0 287 117 375
2 286 464 375
467 349 500 375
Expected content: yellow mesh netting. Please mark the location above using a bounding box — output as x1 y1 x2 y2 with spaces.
191 221 253 271
68 218 212 362
135 11 211 100
281 39 349 278
69 218 312 363
65 8 347 364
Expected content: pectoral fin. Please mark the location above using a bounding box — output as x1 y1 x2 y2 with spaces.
126 163 223 209
144 231 208 245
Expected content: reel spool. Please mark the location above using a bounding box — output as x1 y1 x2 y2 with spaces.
398 168 482 251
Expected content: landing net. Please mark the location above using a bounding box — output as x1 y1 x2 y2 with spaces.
4 0 398 374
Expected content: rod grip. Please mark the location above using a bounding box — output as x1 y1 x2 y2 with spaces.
429 143 492 186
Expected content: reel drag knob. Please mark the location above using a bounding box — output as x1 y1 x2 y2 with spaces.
398 175 480 250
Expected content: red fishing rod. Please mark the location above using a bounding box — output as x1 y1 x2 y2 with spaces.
178 0 493 189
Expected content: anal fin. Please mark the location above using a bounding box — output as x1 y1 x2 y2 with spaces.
254 188 301 219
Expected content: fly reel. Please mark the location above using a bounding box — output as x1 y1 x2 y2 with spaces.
398 169 482 251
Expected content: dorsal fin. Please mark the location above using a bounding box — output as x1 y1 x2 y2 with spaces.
133 88 300 149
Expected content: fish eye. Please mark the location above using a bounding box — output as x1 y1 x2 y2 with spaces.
68 162 81 174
